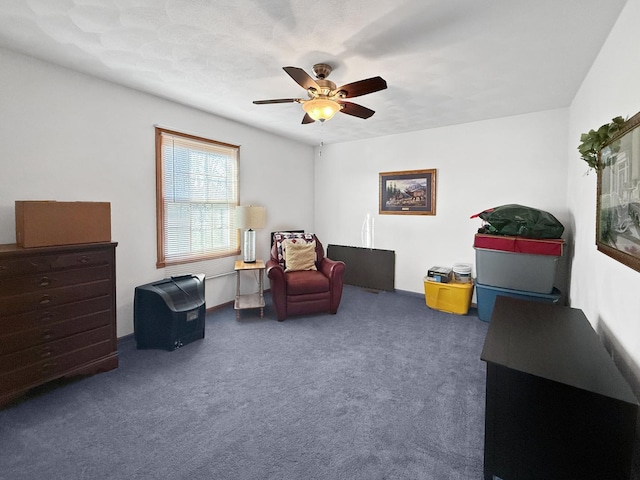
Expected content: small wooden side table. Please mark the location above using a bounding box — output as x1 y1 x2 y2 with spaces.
234 260 265 319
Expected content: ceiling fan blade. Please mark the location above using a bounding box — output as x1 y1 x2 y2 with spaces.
302 113 315 124
253 98 299 104
283 66 320 91
333 76 387 98
339 101 375 119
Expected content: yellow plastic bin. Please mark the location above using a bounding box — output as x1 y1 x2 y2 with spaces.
424 277 474 315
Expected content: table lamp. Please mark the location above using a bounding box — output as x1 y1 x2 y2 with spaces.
236 205 266 263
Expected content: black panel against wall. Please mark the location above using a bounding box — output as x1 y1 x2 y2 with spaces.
327 244 395 292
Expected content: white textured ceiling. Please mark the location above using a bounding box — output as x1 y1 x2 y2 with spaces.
0 0 628 146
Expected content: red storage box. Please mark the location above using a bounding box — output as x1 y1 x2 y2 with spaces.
473 233 564 256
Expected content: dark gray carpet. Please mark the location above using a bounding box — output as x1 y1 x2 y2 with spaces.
0 285 489 480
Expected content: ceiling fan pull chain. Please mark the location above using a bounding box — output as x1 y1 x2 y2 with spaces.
319 122 324 157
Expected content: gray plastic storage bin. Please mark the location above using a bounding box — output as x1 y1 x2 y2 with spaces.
474 247 559 294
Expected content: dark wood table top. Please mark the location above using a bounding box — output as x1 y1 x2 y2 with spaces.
481 296 638 405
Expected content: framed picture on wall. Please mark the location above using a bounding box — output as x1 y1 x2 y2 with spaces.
379 169 437 215
596 110 640 273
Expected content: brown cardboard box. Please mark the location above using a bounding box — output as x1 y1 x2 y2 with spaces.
15 201 111 248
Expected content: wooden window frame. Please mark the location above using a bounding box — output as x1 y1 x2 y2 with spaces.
155 127 240 268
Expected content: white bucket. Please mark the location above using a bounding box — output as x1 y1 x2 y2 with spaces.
452 263 472 283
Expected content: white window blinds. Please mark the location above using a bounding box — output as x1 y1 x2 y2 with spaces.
156 128 240 267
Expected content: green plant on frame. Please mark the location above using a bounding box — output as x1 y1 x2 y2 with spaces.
578 116 625 171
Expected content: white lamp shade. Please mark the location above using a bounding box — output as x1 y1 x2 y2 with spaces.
236 205 266 230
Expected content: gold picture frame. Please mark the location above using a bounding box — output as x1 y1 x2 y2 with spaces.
596 110 640 272
379 169 437 215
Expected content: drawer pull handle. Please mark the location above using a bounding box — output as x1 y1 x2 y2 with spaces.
42 331 54 340
39 295 51 305
40 349 53 358
38 314 54 324
42 362 56 373
79 256 90 264
39 276 51 287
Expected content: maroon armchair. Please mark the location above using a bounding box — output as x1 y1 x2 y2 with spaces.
267 233 345 321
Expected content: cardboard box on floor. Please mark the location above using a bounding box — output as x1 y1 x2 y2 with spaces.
15 201 111 248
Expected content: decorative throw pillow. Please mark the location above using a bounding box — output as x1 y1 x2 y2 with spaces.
284 240 317 272
273 232 316 269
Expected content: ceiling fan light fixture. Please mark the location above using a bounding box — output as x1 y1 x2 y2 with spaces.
253 65 386 123
302 98 341 122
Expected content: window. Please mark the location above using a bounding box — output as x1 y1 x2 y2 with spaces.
156 127 240 268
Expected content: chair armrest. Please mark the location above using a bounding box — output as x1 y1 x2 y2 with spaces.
319 257 345 280
266 259 287 320
320 257 345 315
266 258 283 279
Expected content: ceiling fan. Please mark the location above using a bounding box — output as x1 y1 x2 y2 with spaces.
253 63 387 124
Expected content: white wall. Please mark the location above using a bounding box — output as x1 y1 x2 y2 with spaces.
0 47 314 337
567 0 640 368
315 109 570 295
4 0 638 356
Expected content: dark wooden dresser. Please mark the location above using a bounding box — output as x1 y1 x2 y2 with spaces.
0 242 118 407
481 296 638 480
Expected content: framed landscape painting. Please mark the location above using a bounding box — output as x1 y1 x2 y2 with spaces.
597 110 640 273
379 169 436 215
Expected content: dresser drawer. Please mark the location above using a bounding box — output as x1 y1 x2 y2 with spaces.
0 310 112 355
0 248 112 278
0 295 111 336
0 338 114 392
0 265 112 297
0 280 112 316
0 326 112 374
